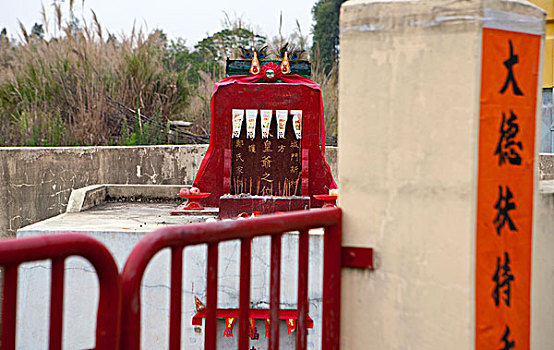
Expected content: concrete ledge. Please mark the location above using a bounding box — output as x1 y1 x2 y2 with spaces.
66 185 107 213
105 184 187 201
66 184 187 213
539 180 554 194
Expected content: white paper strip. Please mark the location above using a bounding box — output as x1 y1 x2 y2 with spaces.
260 110 272 139
276 110 288 139
291 110 302 139
246 109 258 139
232 109 244 138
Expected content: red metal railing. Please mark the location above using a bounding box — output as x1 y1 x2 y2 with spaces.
120 207 342 350
0 233 121 350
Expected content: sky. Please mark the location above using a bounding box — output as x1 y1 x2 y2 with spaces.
1 0 318 47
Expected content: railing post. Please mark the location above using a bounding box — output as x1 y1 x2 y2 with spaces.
322 217 342 350
1 265 18 350
169 246 183 350
239 238 252 350
269 234 282 350
297 229 310 349
205 242 219 350
49 258 65 350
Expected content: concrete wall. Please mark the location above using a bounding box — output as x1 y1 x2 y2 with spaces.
534 183 554 350
540 88 553 152
0 145 338 237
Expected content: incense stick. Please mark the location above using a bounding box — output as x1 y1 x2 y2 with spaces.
294 173 301 196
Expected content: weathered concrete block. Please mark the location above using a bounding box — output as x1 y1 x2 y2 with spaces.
0 147 102 238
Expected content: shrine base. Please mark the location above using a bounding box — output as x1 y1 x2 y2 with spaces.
218 195 310 219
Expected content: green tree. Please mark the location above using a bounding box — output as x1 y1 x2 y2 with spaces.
194 27 266 63
164 39 221 84
311 0 345 73
165 18 266 84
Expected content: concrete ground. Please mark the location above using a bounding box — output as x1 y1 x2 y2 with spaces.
19 201 217 235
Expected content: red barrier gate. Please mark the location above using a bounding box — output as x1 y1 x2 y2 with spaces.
0 233 121 350
120 207 342 350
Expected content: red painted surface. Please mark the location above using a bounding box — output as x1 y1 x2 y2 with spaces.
2 266 17 350
341 247 374 269
269 234 282 350
169 247 183 349
171 192 211 213
50 258 65 349
206 242 219 350
322 216 342 350
313 194 338 208
239 238 252 350
302 149 310 196
120 208 342 350
191 309 314 328
297 229 309 349
0 233 121 350
218 196 310 218
194 82 336 208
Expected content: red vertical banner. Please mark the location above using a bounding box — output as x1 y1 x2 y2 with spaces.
476 28 541 349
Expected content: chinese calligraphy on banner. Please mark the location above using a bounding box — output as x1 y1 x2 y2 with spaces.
476 28 541 349
231 110 302 196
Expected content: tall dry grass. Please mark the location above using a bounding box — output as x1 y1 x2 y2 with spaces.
311 48 338 146
183 70 221 137
0 4 193 146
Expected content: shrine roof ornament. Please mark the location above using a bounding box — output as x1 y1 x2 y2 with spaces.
226 43 311 79
260 62 283 83
226 59 311 79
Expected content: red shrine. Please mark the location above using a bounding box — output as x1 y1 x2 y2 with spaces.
191 59 336 216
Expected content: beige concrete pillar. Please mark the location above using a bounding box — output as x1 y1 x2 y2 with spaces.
338 1 546 349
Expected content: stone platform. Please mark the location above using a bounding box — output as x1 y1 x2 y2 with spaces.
20 201 217 235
